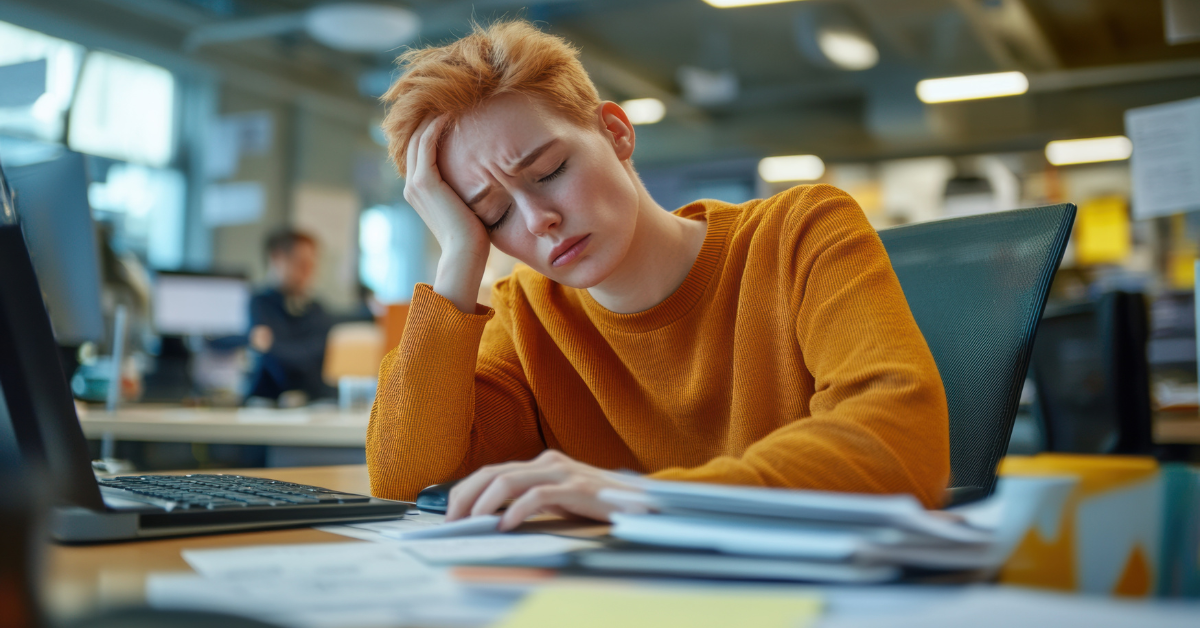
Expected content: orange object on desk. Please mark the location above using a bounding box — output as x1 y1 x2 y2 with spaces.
380 303 410 356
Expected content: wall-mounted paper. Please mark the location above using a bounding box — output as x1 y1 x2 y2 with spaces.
1126 97 1200 219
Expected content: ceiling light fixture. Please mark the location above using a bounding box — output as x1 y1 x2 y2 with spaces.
816 29 878 71
1045 136 1133 166
620 98 666 125
758 155 825 182
704 0 807 7
916 71 1029 104
305 3 420 54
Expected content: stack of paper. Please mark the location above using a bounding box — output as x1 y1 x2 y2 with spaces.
591 476 1072 583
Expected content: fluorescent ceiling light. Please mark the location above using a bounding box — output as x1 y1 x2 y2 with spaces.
916 71 1029 104
621 98 666 125
705 0 807 7
758 155 825 182
816 29 878 71
1045 136 1132 166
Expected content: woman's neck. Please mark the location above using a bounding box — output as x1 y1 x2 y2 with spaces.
587 185 707 314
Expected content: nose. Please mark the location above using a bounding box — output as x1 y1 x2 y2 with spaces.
520 197 561 237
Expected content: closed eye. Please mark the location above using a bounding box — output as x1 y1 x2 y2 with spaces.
539 160 567 183
485 205 512 234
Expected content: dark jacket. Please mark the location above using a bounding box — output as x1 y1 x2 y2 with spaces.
245 288 335 401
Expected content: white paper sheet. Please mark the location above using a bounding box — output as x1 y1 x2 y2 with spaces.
155 540 500 628
398 534 602 565
182 541 435 580
317 510 446 542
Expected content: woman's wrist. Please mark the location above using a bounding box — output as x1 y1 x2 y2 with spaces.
433 245 489 314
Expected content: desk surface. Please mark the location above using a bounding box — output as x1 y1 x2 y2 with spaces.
77 405 369 447
46 465 370 621
1156 415 1200 444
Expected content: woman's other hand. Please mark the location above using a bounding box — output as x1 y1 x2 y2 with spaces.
404 115 491 313
445 450 642 531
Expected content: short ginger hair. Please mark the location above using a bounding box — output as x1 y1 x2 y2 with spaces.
380 21 602 173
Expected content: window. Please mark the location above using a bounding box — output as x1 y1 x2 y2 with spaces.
69 51 175 167
0 20 84 142
359 204 427 303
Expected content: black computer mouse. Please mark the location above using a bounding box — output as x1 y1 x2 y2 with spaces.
416 479 460 513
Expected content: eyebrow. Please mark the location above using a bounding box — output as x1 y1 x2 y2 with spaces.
465 139 560 207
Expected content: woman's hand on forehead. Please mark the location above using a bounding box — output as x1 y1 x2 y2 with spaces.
403 116 488 254
444 450 644 530
404 115 492 313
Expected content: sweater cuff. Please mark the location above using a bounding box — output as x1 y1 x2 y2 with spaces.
409 282 493 326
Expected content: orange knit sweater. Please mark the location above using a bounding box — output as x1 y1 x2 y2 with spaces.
367 184 950 508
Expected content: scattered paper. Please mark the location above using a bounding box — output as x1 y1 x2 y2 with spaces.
182 541 433 580
400 534 602 565
154 541 487 628
382 514 499 540
319 510 446 542
496 585 822 628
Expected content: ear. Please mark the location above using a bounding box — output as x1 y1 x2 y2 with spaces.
598 101 636 161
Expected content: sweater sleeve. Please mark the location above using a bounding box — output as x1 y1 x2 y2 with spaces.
649 186 950 508
367 281 545 501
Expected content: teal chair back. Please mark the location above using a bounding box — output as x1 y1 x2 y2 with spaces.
878 204 1076 504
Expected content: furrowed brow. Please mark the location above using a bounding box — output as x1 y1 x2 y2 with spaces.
512 139 558 173
465 139 559 208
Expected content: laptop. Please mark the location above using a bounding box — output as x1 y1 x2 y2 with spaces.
0 222 410 542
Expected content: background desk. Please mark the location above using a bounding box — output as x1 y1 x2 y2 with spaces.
46 465 369 622
1156 415 1200 444
78 405 369 447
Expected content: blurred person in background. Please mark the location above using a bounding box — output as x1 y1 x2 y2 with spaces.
245 229 335 405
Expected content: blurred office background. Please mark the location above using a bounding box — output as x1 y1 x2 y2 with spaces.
1 0 1200 469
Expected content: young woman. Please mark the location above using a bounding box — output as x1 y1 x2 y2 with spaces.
369 21 949 530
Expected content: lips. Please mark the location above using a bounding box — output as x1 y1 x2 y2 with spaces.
549 234 591 268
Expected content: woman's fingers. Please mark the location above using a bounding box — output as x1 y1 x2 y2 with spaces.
445 450 568 520
444 462 511 521
498 480 618 531
411 115 447 182
468 467 571 518
404 116 435 181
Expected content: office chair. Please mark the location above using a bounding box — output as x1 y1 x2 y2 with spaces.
877 203 1076 505
1028 292 1154 455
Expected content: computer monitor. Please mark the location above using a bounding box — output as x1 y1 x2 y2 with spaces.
6 152 105 346
152 272 250 336
0 223 105 509
1029 291 1153 455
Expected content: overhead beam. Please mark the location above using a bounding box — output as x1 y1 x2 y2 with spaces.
1028 57 1200 92
950 0 1059 71
183 12 307 53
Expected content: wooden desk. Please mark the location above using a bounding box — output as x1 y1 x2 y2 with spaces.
77 405 369 447
46 465 370 622
1155 415 1200 444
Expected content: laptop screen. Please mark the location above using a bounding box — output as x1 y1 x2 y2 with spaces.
0 224 104 509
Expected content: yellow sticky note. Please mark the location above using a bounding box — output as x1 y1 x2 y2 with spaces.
1075 196 1131 266
495 586 822 628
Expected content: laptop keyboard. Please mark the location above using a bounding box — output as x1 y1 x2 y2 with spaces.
99 474 372 509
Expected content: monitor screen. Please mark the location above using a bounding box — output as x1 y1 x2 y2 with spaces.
6 152 105 346
153 273 250 336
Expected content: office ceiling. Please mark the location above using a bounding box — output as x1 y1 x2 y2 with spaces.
6 0 1200 164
